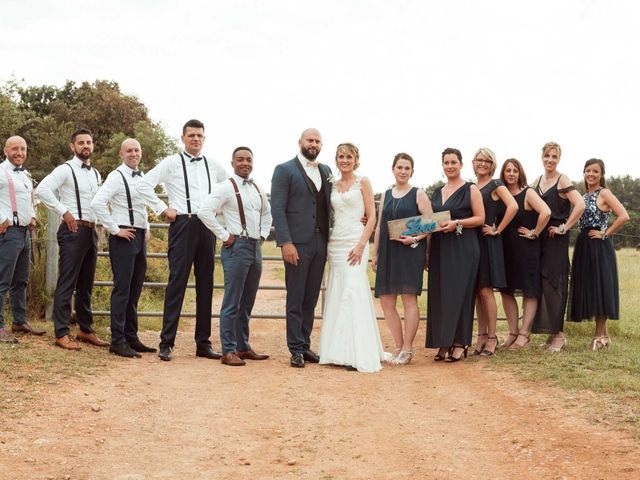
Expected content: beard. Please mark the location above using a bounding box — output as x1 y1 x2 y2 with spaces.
301 145 320 160
75 149 92 161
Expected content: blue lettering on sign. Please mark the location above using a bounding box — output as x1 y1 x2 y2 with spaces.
402 217 438 236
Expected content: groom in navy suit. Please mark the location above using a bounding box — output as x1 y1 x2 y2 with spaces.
271 128 332 368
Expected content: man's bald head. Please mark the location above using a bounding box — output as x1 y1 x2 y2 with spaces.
4 136 27 167
119 138 142 170
298 128 322 160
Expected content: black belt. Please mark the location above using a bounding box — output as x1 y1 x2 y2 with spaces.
175 214 198 219
118 225 146 231
7 225 28 230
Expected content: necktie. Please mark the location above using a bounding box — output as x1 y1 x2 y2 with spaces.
81 163 92 170
306 160 319 168
132 170 142 177
14 166 25 172
190 156 203 162
243 178 254 185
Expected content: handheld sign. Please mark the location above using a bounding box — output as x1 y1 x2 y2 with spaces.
387 211 451 239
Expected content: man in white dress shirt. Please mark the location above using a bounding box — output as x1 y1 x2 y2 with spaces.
137 119 228 361
36 128 109 350
91 139 166 358
198 147 272 366
0 136 45 344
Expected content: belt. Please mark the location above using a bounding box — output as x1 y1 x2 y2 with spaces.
7 225 28 230
176 214 198 219
76 220 96 228
118 225 146 231
235 235 259 242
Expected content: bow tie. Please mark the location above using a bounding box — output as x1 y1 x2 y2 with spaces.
306 160 319 168
13 166 25 172
190 156 203 162
131 170 142 177
81 163 92 170
243 178 254 186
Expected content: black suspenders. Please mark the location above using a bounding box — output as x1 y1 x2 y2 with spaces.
65 162 99 220
179 153 212 215
116 170 135 226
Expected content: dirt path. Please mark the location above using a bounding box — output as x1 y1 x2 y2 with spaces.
1 264 639 480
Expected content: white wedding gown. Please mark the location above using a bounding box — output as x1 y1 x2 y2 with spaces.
319 177 384 373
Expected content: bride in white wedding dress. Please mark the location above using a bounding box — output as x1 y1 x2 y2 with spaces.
318 143 386 372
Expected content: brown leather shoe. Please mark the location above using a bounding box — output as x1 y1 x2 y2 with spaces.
76 331 109 347
55 335 81 350
237 348 269 360
12 322 46 336
221 352 246 366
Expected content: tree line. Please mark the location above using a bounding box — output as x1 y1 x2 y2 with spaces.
2 79 639 248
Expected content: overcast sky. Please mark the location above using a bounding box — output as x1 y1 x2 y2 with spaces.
2 0 639 191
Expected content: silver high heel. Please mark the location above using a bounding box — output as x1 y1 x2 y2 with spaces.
393 350 414 365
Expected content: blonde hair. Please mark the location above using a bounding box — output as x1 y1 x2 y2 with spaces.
472 147 497 176
335 142 360 170
542 141 562 158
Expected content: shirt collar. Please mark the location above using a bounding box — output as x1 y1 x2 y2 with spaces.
71 156 91 168
232 173 252 185
1 159 26 173
182 150 203 160
119 163 139 175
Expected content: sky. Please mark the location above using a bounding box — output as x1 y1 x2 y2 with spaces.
2 0 639 192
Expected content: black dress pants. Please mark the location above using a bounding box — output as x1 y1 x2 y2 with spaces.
53 225 97 338
108 228 146 345
160 216 215 348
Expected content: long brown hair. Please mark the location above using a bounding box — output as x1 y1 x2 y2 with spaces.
583 158 606 189
500 158 528 189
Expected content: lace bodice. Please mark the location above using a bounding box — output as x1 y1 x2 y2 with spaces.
330 177 364 240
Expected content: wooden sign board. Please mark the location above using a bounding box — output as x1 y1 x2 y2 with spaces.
387 211 451 239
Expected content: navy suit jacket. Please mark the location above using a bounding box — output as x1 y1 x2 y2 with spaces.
270 157 332 246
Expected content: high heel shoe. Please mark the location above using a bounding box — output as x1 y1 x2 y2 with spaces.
591 336 606 352
501 332 518 349
547 335 567 353
602 336 612 347
434 347 450 362
383 348 402 363
480 336 498 356
512 333 530 350
446 345 468 362
472 333 488 355
394 350 414 365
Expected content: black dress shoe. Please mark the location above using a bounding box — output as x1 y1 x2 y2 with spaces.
158 345 172 361
128 339 157 353
109 343 142 358
290 353 305 368
303 349 320 363
195 346 222 360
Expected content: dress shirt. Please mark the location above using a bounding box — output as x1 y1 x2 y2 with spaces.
198 174 272 241
91 163 166 235
0 159 35 225
137 151 228 215
298 153 322 190
35 157 102 222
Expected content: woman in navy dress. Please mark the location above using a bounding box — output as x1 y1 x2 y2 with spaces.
569 159 629 351
498 159 550 349
532 142 585 352
471 148 517 356
426 148 484 362
373 153 432 365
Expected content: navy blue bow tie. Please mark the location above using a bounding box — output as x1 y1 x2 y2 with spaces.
190 156 203 162
243 178 254 185
14 166 25 172
132 170 142 177
81 163 92 170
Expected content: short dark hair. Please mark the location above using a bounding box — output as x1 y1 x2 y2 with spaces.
182 119 205 134
70 128 93 143
232 146 253 157
392 152 414 169
442 147 462 163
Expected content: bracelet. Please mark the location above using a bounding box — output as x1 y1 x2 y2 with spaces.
410 236 419 248
558 223 566 234
601 230 607 240
455 220 463 236
529 229 538 239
